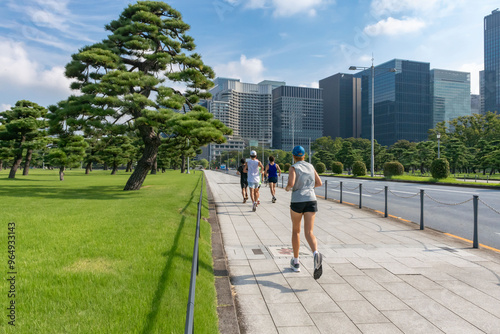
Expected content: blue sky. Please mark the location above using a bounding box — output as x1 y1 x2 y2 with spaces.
0 0 497 111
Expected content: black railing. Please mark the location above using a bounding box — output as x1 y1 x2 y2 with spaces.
184 173 204 334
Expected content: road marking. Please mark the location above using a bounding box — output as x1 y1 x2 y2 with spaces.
444 233 500 253
384 189 417 195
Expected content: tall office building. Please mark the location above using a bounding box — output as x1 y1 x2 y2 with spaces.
354 59 432 147
480 70 486 114
471 94 481 114
319 73 361 139
206 78 285 159
484 9 500 113
272 86 323 151
430 69 471 127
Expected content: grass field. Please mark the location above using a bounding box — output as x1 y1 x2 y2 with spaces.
0 169 218 333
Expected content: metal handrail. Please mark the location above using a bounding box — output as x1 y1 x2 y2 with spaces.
185 173 204 334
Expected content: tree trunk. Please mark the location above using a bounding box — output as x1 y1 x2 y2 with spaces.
59 166 65 181
111 163 118 175
0 160 3 171
126 161 132 172
9 154 23 179
150 158 157 175
181 155 186 173
85 162 92 174
124 126 161 191
23 148 33 175
103 163 108 171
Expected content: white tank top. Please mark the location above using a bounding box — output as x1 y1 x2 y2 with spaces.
247 159 260 183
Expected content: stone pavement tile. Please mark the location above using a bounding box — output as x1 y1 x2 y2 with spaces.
347 257 382 269
394 257 432 268
377 261 417 275
362 268 402 283
439 255 482 268
422 288 500 333
239 314 278 334
312 264 346 284
310 312 362 334
260 282 300 304
298 291 341 313
360 290 409 311
404 297 485 334
332 263 365 276
228 259 250 267
323 256 350 264
379 282 427 300
237 294 271 315
337 300 390 324
399 274 445 291
285 277 324 293
447 270 500 299
322 283 365 301
418 268 456 282
267 303 314 327
382 310 443 334
343 275 385 292
438 279 500 318
277 326 320 334
356 323 404 334
249 259 280 274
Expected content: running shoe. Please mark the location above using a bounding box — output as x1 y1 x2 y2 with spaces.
243 198 247 203
290 258 300 272
313 252 323 280
272 196 276 203
252 202 257 212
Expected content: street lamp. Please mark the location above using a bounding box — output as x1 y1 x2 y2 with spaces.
186 138 190 174
349 57 396 177
437 132 441 158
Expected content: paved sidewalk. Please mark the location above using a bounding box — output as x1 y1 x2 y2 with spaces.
205 170 500 334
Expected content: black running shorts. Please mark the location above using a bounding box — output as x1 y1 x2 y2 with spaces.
290 201 318 213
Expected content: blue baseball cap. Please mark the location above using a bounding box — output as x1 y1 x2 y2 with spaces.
292 145 305 157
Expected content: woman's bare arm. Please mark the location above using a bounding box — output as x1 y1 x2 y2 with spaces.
286 167 295 192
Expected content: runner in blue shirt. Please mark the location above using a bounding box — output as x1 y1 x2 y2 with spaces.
265 156 281 203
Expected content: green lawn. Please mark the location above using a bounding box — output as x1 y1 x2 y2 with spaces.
0 169 218 333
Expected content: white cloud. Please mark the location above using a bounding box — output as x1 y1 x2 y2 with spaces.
459 63 483 95
0 38 73 97
364 17 426 36
1 104 12 112
310 81 319 88
214 55 266 83
370 0 458 17
244 0 328 17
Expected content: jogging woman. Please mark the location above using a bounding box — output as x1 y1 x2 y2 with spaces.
285 145 323 279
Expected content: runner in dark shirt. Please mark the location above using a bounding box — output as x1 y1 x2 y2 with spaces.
237 158 249 203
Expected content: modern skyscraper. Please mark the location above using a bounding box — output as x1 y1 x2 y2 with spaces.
319 73 361 139
471 94 481 115
272 86 323 151
354 59 432 147
480 70 486 114
430 69 471 127
484 9 500 113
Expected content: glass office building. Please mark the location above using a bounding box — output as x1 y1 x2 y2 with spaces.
484 9 500 113
430 69 471 128
272 86 323 151
319 73 361 139
354 59 432 147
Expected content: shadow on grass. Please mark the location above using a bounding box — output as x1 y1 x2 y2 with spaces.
0 184 141 200
141 173 212 334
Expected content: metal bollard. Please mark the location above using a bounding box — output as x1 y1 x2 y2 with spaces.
282 176 284 188
473 195 479 248
325 180 328 199
420 190 424 230
359 183 362 209
384 186 388 217
340 182 343 203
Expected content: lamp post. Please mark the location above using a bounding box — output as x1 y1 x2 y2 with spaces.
349 57 396 177
437 132 441 158
186 139 190 174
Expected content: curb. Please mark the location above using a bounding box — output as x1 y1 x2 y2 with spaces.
205 177 241 334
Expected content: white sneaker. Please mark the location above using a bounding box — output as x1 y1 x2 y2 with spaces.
290 258 300 272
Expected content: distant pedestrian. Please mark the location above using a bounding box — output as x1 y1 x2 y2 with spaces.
285 145 323 279
265 156 281 203
236 158 249 203
244 150 264 212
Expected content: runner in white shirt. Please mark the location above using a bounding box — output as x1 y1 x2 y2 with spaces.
243 150 264 212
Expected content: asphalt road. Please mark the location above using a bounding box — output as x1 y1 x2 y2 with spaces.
223 169 500 250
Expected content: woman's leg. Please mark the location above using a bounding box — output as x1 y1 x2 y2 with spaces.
303 212 318 253
290 209 303 258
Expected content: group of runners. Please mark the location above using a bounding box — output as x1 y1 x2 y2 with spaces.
236 146 323 280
